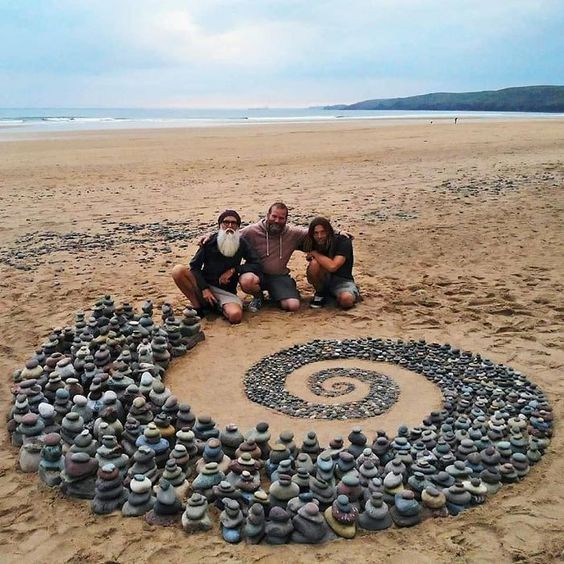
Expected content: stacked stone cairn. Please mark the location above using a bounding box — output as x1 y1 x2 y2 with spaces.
7 298 554 544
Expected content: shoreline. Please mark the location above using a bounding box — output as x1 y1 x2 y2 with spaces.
1 113 563 142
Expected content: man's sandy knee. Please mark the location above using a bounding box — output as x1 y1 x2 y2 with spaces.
280 298 300 312
239 272 260 293
171 264 189 282
223 304 243 324
337 292 355 309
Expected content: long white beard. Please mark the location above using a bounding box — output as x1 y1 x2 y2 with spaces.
217 229 241 257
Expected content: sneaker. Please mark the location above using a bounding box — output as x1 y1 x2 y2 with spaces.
247 294 264 313
310 294 326 309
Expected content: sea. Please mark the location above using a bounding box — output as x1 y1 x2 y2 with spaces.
0 107 562 133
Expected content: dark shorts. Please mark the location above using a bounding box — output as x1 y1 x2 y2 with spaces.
326 275 360 301
263 273 300 302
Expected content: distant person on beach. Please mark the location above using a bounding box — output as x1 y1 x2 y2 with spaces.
171 210 262 324
237 202 308 312
454 117 458 124
303 216 360 310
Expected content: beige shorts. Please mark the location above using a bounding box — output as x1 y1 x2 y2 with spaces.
206 285 243 309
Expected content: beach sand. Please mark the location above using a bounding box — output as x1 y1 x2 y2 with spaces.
0 119 563 563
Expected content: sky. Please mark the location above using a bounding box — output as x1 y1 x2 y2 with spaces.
1 0 563 108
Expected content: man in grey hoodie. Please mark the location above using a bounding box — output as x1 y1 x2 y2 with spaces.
239 202 308 312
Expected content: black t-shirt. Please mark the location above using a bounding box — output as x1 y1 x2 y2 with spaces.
326 234 354 280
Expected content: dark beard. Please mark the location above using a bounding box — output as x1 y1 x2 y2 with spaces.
267 222 283 235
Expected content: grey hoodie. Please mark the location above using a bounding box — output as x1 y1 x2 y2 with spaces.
240 219 307 276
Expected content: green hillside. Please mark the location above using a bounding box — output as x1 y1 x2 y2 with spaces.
325 86 564 112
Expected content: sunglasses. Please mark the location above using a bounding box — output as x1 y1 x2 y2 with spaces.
221 220 239 227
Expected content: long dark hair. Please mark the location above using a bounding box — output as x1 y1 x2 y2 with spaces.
304 216 335 254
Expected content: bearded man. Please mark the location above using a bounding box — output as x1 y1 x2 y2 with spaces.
171 210 262 324
237 202 309 312
304 216 360 310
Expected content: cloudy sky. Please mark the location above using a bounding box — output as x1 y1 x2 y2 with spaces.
1 0 562 108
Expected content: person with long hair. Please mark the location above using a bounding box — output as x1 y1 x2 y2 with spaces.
304 216 360 309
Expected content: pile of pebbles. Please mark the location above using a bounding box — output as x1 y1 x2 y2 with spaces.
7 297 554 544
436 167 563 198
0 219 214 270
361 209 418 223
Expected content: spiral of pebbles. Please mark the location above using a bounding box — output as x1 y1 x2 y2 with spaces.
7 297 555 543
245 341 401 418
243 338 552 422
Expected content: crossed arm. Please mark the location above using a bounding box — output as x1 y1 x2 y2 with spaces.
307 251 346 273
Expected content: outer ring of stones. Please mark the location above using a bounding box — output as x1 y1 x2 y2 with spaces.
244 337 549 422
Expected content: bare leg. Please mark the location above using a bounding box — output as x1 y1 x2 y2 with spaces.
222 303 243 324
280 298 300 312
239 272 261 295
336 291 356 310
171 264 202 308
306 259 328 291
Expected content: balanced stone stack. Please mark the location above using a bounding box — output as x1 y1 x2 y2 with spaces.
291 502 333 544
220 499 244 543
420 486 448 518
127 445 159 486
390 491 422 527
38 432 64 487
182 492 212 533
122 474 155 517
192 462 225 500
145 479 183 526
264 506 294 544
358 492 392 531
96 435 129 480
220 424 245 459
269 474 300 510
157 459 189 500
243 503 266 544
324 495 358 539
91 463 128 515
213 481 243 510
60 451 99 499
179 307 205 350
135 422 170 468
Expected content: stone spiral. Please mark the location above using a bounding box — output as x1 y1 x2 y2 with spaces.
244 344 400 419
7 297 554 545
244 337 549 422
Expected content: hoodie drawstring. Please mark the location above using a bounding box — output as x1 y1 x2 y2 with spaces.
264 222 283 260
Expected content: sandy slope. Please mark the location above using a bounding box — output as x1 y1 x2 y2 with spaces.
0 119 563 563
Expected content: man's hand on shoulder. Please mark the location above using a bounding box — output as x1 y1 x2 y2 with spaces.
197 233 213 247
339 230 354 240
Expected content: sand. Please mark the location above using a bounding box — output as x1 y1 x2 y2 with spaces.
0 119 563 563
